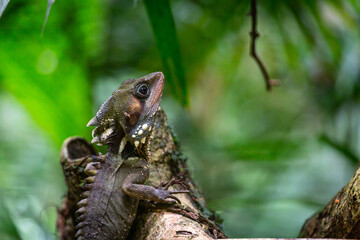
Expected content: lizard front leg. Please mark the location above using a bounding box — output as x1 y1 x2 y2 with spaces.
122 158 188 204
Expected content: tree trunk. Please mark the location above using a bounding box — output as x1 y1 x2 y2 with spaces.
299 167 360 238
57 110 226 240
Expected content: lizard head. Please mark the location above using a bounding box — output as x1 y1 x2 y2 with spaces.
87 72 164 158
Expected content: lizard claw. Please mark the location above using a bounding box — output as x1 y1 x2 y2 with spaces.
154 188 190 204
165 195 181 204
169 190 190 204
153 177 190 204
157 177 188 190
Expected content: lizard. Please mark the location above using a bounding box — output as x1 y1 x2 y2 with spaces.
71 72 189 240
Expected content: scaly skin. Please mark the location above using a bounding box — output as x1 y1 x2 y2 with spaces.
73 72 188 240
74 155 146 239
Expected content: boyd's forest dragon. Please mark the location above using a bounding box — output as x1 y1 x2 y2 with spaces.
59 72 189 240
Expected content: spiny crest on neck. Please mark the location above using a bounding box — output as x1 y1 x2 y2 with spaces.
86 72 164 159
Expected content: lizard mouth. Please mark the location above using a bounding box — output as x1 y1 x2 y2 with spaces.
141 72 164 120
87 72 165 158
127 72 164 155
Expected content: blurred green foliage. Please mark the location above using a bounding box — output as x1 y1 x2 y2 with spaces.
0 0 359 239
144 0 188 106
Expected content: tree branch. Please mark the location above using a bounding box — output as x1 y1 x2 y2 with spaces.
249 0 277 91
57 110 226 240
129 110 226 239
299 167 360 238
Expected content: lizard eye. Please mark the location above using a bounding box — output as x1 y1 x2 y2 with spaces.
136 83 150 99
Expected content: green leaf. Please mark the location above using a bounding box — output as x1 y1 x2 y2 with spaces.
0 0 98 147
144 0 188 106
42 0 55 36
0 0 10 18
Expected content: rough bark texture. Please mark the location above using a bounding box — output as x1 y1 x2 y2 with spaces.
127 110 225 239
57 110 226 240
299 167 360 238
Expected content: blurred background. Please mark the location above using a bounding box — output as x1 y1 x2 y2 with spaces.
0 0 359 239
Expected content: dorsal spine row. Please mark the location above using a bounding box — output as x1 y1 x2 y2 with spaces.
74 161 102 240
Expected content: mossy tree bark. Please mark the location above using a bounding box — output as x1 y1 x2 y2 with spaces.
57 110 226 240
299 167 360 238
57 109 360 239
